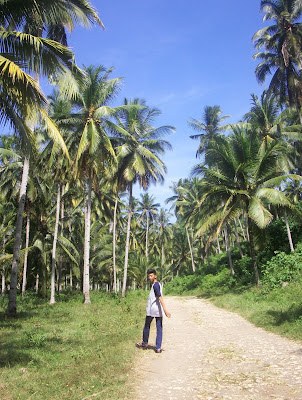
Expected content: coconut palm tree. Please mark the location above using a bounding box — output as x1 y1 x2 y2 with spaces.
110 98 174 297
188 105 230 157
137 193 160 259
192 125 302 285
2 1 103 316
253 0 302 117
62 65 122 303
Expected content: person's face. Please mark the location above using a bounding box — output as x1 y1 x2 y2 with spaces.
147 273 156 283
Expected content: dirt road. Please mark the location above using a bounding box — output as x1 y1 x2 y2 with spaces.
132 296 302 400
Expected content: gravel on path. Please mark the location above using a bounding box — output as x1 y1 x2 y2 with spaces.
132 296 302 400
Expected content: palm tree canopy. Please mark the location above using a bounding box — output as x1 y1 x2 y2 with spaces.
188 105 230 157
110 98 174 190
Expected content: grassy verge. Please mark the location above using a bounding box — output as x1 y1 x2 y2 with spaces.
0 290 147 400
209 282 302 342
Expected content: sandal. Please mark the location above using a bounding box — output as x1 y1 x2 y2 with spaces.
155 348 162 353
136 342 147 348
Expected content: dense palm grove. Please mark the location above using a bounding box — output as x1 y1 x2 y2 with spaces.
1 0 302 315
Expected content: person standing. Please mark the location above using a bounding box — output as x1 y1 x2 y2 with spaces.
136 269 171 353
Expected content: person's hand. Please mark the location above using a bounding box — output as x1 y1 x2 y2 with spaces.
165 311 171 318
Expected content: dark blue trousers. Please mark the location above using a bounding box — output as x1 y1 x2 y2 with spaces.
142 316 163 350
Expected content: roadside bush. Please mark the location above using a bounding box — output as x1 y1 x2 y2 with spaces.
164 274 203 295
262 244 302 290
199 269 236 295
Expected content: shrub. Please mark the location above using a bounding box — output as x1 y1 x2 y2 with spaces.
262 245 302 290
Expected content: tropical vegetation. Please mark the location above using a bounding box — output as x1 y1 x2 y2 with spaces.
1 0 302 326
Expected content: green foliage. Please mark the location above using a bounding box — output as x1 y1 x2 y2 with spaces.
262 246 302 290
164 269 235 296
0 290 147 400
211 281 302 341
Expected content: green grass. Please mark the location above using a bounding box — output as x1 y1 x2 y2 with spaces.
208 281 302 342
0 290 147 400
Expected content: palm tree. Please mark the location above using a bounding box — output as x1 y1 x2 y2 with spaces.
65 65 122 303
192 125 301 285
137 193 160 259
110 98 174 297
188 105 230 157
253 0 302 118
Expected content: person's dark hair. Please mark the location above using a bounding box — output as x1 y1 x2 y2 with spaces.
147 268 157 275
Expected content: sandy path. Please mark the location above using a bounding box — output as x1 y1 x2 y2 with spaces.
132 296 302 400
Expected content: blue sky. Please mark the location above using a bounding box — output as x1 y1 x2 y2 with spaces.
63 0 268 209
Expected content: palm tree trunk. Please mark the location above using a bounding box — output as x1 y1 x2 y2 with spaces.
50 183 61 305
83 174 92 304
186 226 195 272
247 217 260 286
57 184 65 292
35 274 39 294
161 244 165 266
113 195 118 293
233 220 243 258
21 207 30 299
216 235 221 254
284 211 294 252
122 183 132 298
6 155 30 317
238 217 246 241
2 237 5 298
224 225 235 276
145 213 149 259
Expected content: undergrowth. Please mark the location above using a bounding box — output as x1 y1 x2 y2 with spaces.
0 290 147 400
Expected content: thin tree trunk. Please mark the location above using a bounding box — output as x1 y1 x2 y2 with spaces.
2 266 5 299
113 195 118 293
57 184 65 292
145 213 149 259
206 248 211 268
224 225 235 276
122 183 132 298
6 155 30 317
216 235 221 254
247 217 260 286
50 183 61 305
234 220 243 258
161 244 165 266
238 217 246 241
35 274 39 294
2 236 5 298
186 226 195 272
21 207 30 299
83 174 92 304
243 213 249 241
284 211 294 252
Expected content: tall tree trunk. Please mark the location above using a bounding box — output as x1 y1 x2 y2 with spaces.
57 184 65 292
145 213 149 259
68 216 73 291
216 235 221 254
2 266 5 299
224 225 235 276
247 217 260 286
122 183 132 298
113 195 118 293
83 174 92 304
284 211 294 252
6 155 30 317
21 207 30 299
161 244 165 266
233 220 243 258
35 274 39 294
186 226 195 272
2 236 6 298
238 217 246 241
50 183 61 305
